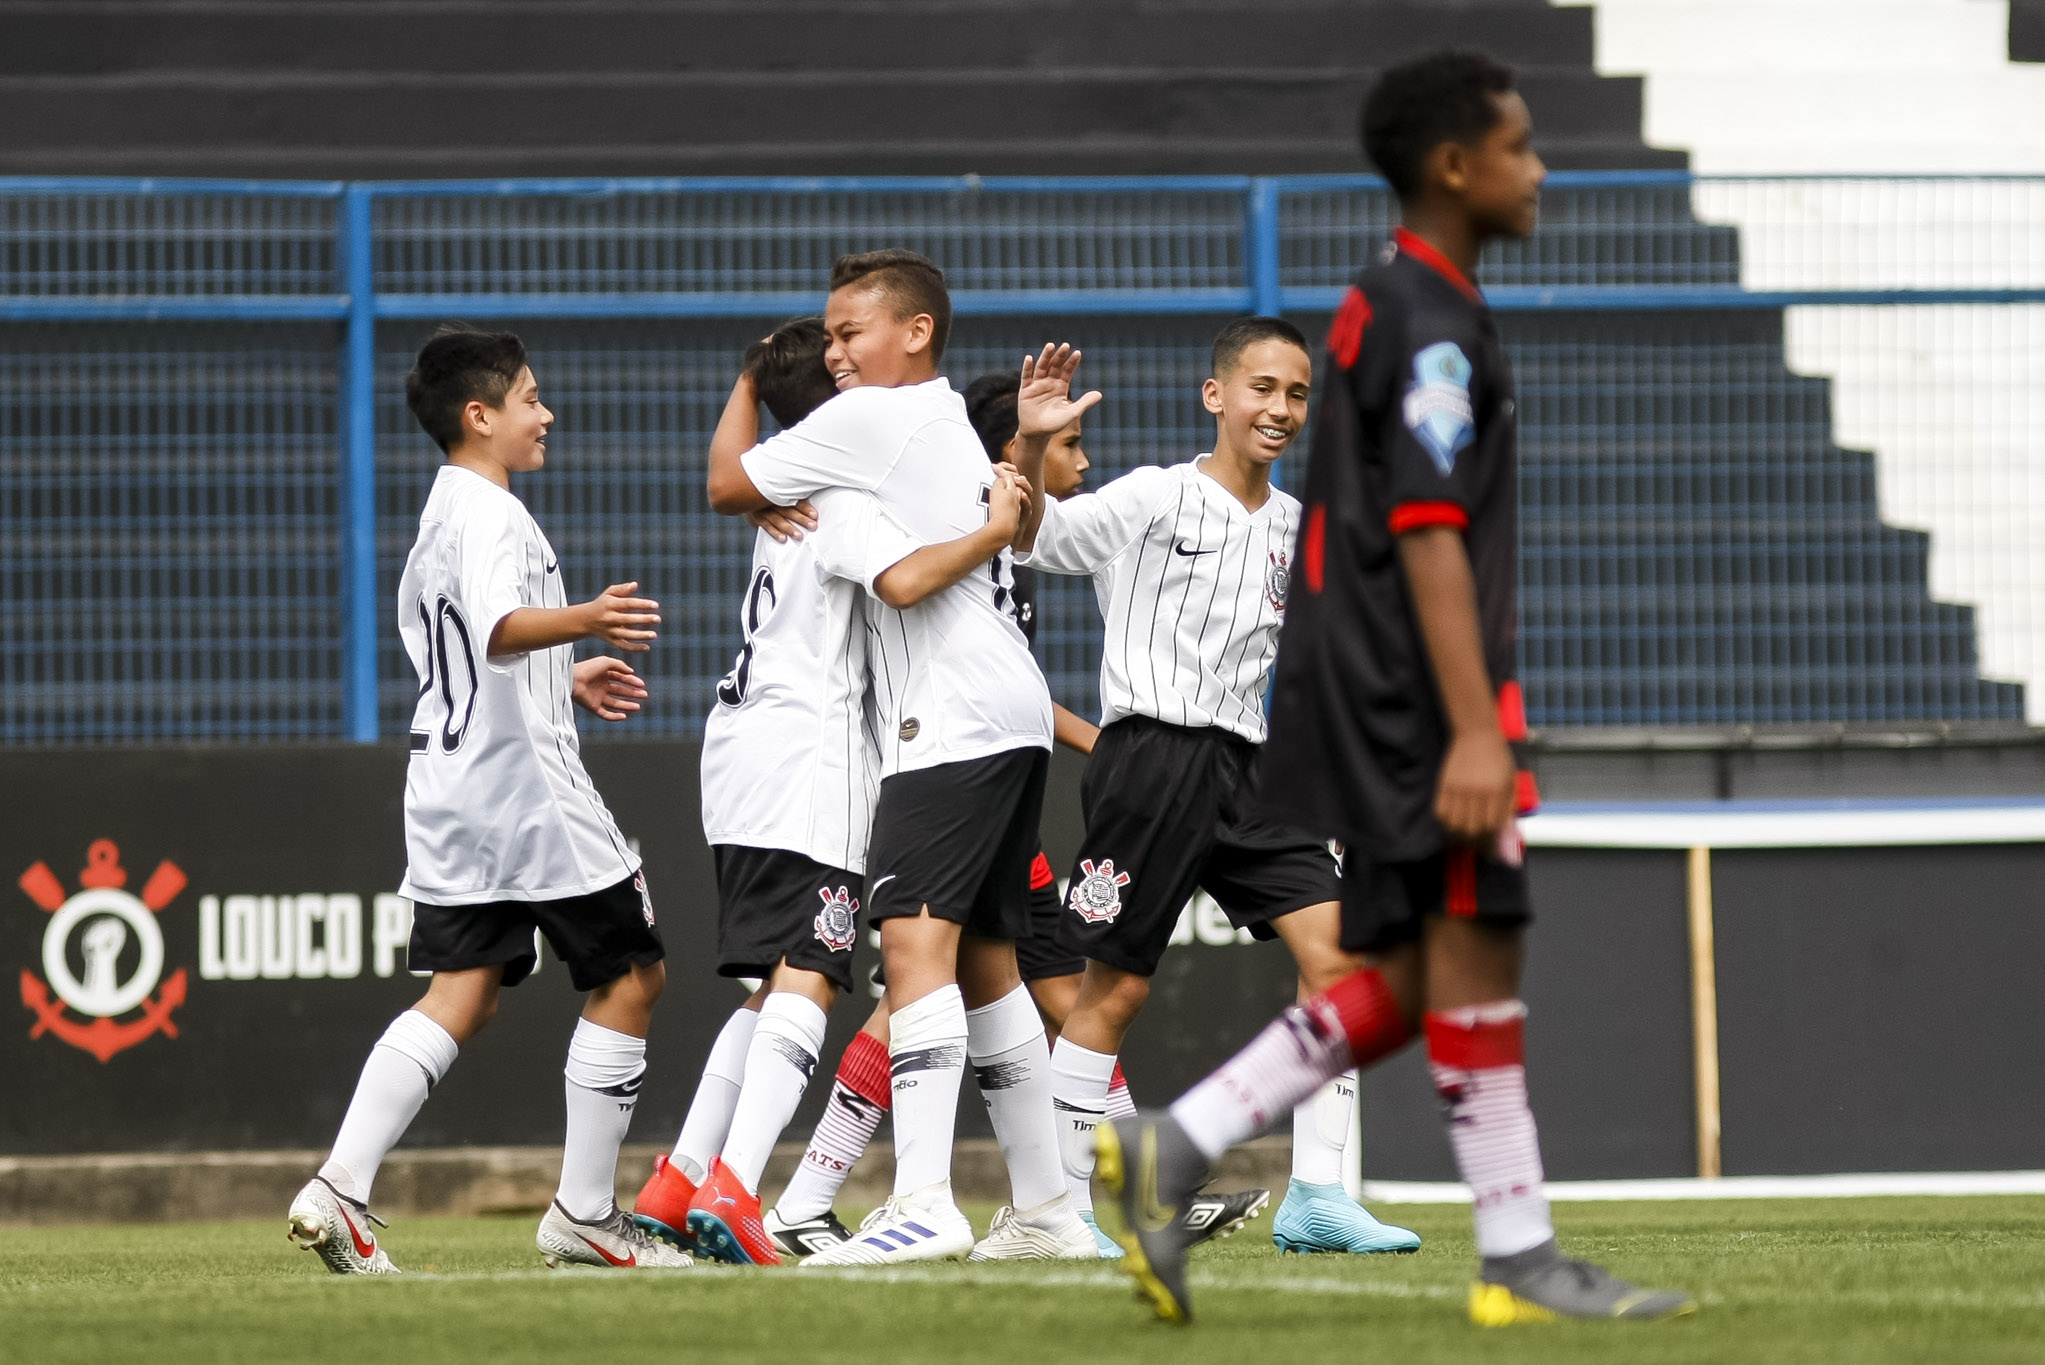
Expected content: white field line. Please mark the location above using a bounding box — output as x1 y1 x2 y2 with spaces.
1361 1171 2045 1203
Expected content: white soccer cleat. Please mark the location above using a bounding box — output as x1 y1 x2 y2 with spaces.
799 1185 975 1267
287 1176 400 1275
968 1194 1100 1261
537 1200 694 1269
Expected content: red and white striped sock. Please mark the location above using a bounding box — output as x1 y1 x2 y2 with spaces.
1427 1000 1554 1258
1170 968 1408 1163
772 1027 891 1223
1104 1061 1136 1120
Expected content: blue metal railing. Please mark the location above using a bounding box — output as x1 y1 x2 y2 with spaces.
4 172 2041 744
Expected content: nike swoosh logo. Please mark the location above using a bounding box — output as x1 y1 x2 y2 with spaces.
577 1234 636 1267
870 874 897 893
544 560 559 574
338 1204 376 1259
1173 541 1215 557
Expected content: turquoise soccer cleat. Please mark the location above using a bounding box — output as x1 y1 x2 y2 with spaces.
1081 1210 1125 1259
1271 1178 1422 1254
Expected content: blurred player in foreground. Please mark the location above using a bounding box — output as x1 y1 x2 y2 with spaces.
289 328 687 1273
1094 53 1697 1325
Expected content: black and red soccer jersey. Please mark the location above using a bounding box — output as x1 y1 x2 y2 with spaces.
1260 227 1528 859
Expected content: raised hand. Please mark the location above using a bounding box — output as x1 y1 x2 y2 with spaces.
572 656 649 721
582 581 661 652
1017 342 1105 441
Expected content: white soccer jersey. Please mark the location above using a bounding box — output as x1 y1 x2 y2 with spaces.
740 379 1052 776
397 464 638 904
1020 458 1299 743
699 489 923 872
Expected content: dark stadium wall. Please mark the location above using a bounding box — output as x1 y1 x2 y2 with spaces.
5 743 2044 1179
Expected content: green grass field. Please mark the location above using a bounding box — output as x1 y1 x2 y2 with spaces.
6 1197 2043 1364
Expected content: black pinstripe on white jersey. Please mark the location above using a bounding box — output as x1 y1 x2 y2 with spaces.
1022 459 1299 743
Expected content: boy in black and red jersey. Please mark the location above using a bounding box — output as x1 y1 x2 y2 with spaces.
1096 51 1696 1327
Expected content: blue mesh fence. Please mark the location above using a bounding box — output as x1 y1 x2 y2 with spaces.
2 175 2040 745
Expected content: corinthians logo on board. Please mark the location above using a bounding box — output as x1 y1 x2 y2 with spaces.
17 839 189 1063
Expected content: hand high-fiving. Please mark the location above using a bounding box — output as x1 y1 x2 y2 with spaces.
1017 343 1104 440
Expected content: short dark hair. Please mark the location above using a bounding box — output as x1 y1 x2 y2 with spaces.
405 326 528 453
1212 316 1310 378
962 372 1020 462
744 316 837 428
828 249 952 360
1360 51 1517 200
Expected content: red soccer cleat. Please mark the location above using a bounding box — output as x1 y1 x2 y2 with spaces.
631 1153 699 1250
685 1159 782 1266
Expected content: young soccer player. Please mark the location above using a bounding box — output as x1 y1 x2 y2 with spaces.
761 373 1266 1259
706 251 1093 1264
1092 53 1696 1325
636 321 1037 1267
287 327 689 1273
1010 321 1416 1258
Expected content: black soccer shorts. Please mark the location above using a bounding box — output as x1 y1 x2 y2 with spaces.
407 869 665 992
1014 850 1084 982
1054 716 1343 977
864 746 1049 941
1337 830 1534 955
712 844 863 993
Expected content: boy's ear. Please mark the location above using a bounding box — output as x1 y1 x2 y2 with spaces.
904 312 936 357
462 398 494 439
1201 376 1225 416
1431 138 1471 198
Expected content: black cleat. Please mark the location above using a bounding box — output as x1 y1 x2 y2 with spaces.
1471 1239 1699 1325
1179 1186 1271 1247
1094 1111 1208 1324
762 1207 854 1259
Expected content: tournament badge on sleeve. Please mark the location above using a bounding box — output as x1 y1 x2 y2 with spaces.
814 886 859 953
1068 858 1132 925
1402 340 1476 474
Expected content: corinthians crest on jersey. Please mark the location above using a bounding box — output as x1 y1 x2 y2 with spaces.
814 886 859 952
1068 858 1132 925
1266 549 1291 612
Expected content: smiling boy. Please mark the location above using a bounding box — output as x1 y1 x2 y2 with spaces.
1009 320 1416 1257
706 251 1091 1264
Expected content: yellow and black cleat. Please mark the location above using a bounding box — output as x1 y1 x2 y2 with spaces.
1094 1114 1200 1325
1468 1253 1699 1326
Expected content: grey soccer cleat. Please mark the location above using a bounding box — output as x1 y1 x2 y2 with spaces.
287 1176 399 1275
1093 1110 1209 1324
537 1200 694 1269
1180 1186 1271 1247
1470 1239 1698 1325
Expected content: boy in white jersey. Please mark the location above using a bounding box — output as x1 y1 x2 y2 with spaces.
637 319 1035 1266
1012 321 1418 1257
287 328 688 1274
707 250 1093 1265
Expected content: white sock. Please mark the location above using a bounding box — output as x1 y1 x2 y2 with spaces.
1291 1071 1356 1187
1105 1062 1136 1120
320 1009 457 1204
1428 1001 1555 1259
968 985 1065 1213
774 1030 892 1223
1169 1003 1351 1162
558 1018 646 1222
671 1005 757 1183
1048 1037 1116 1218
721 992 829 1195
889 985 968 1198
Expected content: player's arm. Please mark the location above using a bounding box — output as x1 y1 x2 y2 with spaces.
1012 342 1103 553
1399 529 1514 841
489 582 661 655
872 465 1033 609
1052 702 1099 755
706 373 774 514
